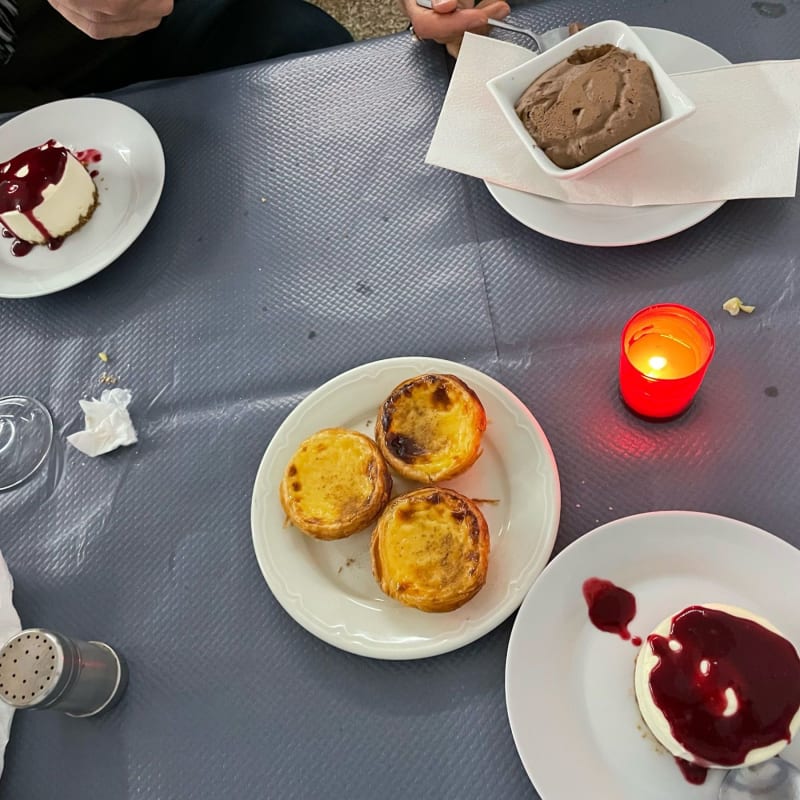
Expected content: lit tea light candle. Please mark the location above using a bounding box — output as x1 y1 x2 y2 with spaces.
619 304 715 419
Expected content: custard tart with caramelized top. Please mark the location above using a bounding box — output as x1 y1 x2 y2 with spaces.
280 428 392 540
375 373 486 483
371 487 490 612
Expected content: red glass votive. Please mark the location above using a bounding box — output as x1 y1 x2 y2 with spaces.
619 304 715 420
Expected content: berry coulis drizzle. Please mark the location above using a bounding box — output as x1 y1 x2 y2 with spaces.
674 757 708 785
75 147 102 181
582 579 800 786
648 605 800 767
74 148 102 166
582 577 639 644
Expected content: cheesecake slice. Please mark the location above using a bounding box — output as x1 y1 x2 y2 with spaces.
0 139 98 246
635 603 800 769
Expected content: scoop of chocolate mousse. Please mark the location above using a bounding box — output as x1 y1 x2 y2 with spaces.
514 44 661 170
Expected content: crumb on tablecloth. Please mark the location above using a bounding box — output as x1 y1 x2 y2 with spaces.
723 297 755 316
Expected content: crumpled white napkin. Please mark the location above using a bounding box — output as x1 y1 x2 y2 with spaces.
426 34 800 206
66 388 138 457
0 550 21 779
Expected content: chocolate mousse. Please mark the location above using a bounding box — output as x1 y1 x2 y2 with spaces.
514 44 661 169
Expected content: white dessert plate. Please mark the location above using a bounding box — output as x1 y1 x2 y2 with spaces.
485 27 731 247
0 97 165 298
506 511 800 800
251 356 561 660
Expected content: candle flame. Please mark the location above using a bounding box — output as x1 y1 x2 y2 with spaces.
648 355 668 372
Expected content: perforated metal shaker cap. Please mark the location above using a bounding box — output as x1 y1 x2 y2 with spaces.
0 630 66 709
0 629 127 716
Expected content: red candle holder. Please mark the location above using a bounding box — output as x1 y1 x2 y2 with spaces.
619 304 715 420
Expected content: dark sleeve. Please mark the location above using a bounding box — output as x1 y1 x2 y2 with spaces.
0 0 132 112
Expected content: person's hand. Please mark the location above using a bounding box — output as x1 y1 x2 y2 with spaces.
400 0 511 58
48 0 174 39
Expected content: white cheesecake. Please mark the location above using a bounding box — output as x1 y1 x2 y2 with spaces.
634 603 800 769
0 139 98 245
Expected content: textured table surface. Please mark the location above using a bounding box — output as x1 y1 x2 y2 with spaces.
0 0 798 797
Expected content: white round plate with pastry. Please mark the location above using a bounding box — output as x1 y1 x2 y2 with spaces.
505 511 800 800
486 27 730 247
0 98 164 298
251 356 561 660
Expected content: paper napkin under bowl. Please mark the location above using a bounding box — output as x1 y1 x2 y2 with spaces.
426 33 800 207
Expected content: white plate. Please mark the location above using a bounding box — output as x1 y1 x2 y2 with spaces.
251 356 561 660
485 28 731 247
0 98 165 298
0 550 21 779
506 511 800 800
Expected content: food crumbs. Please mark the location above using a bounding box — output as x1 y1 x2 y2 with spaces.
345 557 356 567
98 351 109 362
472 498 500 505
723 297 755 316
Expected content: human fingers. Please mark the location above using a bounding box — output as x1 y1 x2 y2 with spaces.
48 0 171 38
51 0 172 20
48 3 163 38
398 0 466 16
409 3 508 43
472 0 511 25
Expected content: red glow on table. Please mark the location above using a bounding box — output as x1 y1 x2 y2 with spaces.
619 304 715 420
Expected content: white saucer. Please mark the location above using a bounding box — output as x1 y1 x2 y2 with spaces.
0 98 165 298
505 511 800 800
251 356 561 660
485 28 731 247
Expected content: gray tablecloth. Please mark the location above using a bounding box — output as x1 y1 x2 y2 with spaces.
0 0 798 797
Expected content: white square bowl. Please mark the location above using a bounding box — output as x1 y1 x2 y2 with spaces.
486 20 696 180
